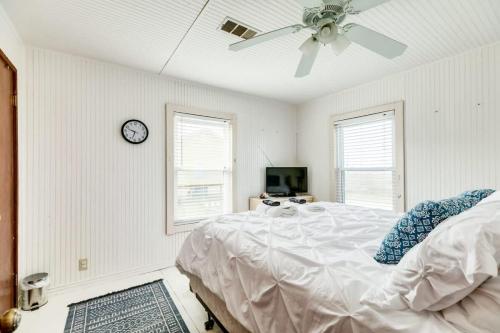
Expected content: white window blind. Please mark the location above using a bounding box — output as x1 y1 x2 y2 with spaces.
173 112 233 225
334 111 397 211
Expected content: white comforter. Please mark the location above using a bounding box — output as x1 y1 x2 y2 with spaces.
176 202 462 333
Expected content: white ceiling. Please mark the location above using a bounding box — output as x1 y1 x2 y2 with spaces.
3 0 500 103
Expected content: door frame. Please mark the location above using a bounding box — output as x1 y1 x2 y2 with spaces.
0 48 18 307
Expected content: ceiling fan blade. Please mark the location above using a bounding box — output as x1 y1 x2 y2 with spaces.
331 34 351 55
295 37 320 78
295 0 323 7
347 0 390 13
343 23 407 59
229 25 304 51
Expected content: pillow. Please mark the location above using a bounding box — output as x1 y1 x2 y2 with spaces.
362 191 500 312
374 189 495 264
442 273 500 333
461 189 496 202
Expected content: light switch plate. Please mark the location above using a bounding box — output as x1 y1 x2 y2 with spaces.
79 258 88 271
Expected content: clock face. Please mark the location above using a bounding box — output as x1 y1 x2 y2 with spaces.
121 119 148 144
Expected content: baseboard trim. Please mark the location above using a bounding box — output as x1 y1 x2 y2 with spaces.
47 262 174 295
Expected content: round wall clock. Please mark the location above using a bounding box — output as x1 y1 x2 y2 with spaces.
121 119 148 144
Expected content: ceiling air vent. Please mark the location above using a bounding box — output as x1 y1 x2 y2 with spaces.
220 17 259 40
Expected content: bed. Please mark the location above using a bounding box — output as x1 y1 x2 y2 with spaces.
176 202 464 333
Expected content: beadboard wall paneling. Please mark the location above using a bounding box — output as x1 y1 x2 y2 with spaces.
297 42 500 208
4 0 500 103
23 47 297 289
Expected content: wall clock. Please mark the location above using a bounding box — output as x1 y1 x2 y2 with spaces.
121 119 148 144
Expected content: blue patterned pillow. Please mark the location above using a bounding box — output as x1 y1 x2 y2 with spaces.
374 189 495 264
461 189 495 202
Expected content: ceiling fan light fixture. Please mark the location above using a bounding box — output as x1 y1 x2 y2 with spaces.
296 37 320 77
331 34 351 55
318 23 338 44
320 26 331 37
299 36 319 53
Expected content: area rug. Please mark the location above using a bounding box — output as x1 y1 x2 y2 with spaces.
64 279 190 333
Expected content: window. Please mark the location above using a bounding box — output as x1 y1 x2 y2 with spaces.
331 102 405 212
166 105 235 234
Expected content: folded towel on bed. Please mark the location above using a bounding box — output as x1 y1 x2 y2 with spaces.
282 202 326 215
256 202 322 218
304 204 325 213
289 197 307 204
255 203 272 215
263 199 280 206
267 205 298 218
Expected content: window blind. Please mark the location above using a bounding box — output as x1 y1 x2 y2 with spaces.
173 112 232 225
334 111 396 211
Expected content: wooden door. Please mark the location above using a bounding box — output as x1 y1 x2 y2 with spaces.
0 49 18 312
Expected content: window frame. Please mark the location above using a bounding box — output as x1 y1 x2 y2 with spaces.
166 104 237 235
329 101 405 212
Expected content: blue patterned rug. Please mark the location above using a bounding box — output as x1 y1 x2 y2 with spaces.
64 279 190 333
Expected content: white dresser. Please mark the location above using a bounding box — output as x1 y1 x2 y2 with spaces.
248 195 314 211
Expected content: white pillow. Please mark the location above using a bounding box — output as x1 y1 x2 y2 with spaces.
442 272 500 333
362 191 500 311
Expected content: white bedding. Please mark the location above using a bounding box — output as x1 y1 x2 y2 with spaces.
176 202 462 333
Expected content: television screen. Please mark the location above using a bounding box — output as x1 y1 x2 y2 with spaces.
265 167 307 196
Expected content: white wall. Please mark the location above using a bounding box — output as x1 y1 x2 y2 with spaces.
22 47 297 290
0 5 23 66
297 42 500 208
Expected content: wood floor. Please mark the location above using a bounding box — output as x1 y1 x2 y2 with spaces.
17 267 223 333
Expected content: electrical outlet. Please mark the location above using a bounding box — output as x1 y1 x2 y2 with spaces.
79 258 88 271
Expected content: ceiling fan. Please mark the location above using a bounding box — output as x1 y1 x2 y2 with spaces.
228 0 407 77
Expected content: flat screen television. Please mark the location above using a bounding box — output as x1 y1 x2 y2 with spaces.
265 167 308 197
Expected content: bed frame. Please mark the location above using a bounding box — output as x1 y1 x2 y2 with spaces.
186 272 251 333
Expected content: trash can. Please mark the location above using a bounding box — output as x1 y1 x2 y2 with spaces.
21 273 49 311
